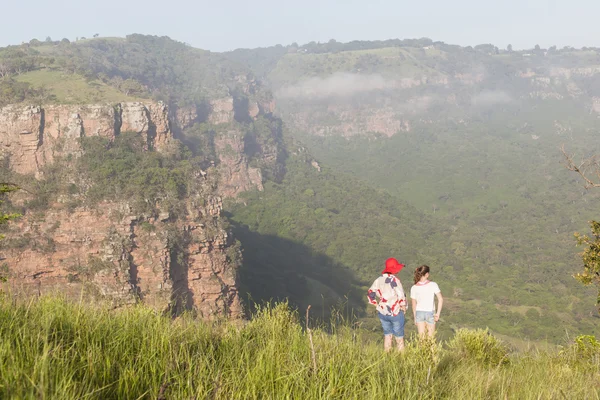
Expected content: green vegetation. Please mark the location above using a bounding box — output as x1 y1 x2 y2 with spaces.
226 38 437 80
0 184 20 240
228 150 428 320
0 35 259 108
447 328 509 366
1 34 599 348
0 133 201 216
78 133 193 213
0 78 53 108
277 105 600 341
228 150 598 342
224 38 600 342
269 46 440 87
0 296 598 399
70 34 249 103
575 221 600 310
0 45 50 77
15 69 143 104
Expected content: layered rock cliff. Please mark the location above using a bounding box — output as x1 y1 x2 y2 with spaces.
0 102 172 177
171 95 282 197
2 195 241 318
0 95 280 318
271 60 599 139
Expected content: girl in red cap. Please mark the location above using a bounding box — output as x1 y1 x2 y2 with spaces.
367 258 407 352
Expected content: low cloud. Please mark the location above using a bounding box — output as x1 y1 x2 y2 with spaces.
471 90 512 107
276 72 389 99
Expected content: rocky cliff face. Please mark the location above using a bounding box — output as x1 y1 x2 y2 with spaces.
0 96 280 318
214 130 264 197
274 65 598 139
284 106 411 137
0 101 171 177
171 95 281 197
2 194 242 318
173 95 275 129
0 95 276 191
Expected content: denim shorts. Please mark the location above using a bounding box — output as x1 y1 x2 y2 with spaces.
378 312 405 337
415 311 435 325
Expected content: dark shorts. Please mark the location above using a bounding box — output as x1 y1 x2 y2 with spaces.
378 312 405 337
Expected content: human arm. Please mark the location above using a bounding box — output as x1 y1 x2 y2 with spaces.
393 278 407 312
411 299 417 323
367 290 377 305
435 292 443 322
367 280 379 306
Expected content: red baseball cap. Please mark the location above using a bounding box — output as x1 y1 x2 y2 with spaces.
382 258 405 274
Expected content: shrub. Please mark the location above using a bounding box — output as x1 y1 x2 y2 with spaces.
561 335 600 365
140 221 156 232
447 328 509 365
0 263 9 283
574 335 600 357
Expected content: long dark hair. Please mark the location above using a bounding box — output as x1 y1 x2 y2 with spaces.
414 265 430 284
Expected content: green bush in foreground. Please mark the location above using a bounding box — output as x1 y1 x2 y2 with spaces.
0 296 598 399
447 328 509 366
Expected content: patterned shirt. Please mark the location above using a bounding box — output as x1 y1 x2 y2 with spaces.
367 274 407 316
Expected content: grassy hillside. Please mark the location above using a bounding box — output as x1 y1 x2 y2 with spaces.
1 296 598 399
228 39 600 86
268 46 442 86
15 69 144 104
0 35 258 107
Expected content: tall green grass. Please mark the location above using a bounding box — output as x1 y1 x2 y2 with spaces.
0 295 598 399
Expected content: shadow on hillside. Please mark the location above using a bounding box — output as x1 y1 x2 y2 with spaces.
230 221 365 323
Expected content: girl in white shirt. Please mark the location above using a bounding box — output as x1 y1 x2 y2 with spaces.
410 265 443 338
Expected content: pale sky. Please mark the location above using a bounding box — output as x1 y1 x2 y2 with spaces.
1 0 597 51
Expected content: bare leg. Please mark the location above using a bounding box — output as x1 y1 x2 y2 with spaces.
426 323 436 338
416 322 427 338
395 336 405 352
384 334 393 352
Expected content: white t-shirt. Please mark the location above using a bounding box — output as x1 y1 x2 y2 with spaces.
410 281 441 312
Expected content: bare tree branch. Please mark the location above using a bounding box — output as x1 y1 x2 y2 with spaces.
0 63 10 79
561 144 600 189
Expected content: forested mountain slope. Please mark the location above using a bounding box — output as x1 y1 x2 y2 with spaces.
0 35 597 342
226 39 600 341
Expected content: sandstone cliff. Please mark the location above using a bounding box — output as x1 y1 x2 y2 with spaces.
0 102 171 177
2 194 242 318
273 65 599 139
0 95 280 318
0 95 277 193
214 130 264 197
170 96 281 197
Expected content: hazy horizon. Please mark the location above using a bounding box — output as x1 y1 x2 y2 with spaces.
1 0 600 52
